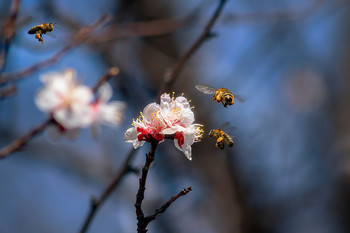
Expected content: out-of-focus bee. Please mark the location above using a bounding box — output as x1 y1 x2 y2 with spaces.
209 122 234 149
195 85 244 108
28 23 55 44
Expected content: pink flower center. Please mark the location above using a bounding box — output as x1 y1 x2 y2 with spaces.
137 127 164 142
174 131 184 148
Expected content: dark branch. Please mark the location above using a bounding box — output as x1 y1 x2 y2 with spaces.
145 186 192 224
136 138 159 233
91 67 120 93
79 149 138 233
0 0 21 73
0 117 53 159
0 85 17 98
0 14 111 85
157 0 228 97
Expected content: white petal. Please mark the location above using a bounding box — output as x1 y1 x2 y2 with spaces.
181 109 194 127
161 125 184 135
98 101 126 126
143 103 159 122
54 103 93 129
72 85 93 104
173 138 192 160
160 93 171 104
133 140 145 149
35 88 61 112
97 83 113 102
124 127 138 142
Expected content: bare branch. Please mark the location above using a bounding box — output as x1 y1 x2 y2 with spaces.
0 117 53 159
0 0 21 73
145 186 192 223
0 85 16 98
91 67 120 93
136 138 159 233
157 0 228 97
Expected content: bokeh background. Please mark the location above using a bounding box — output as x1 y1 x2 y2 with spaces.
1 0 350 232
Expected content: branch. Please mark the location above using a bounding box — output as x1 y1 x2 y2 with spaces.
145 186 192 224
91 67 120 93
0 14 111 85
79 148 137 233
0 0 21 73
0 85 16 98
136 138 159 233
0 117 53 159
158 0 228 97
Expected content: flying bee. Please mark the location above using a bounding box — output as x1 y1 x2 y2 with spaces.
208 122 235 149
195 85 244 108
28 23 55 44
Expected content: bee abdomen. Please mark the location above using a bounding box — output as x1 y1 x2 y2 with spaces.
28 26 41 34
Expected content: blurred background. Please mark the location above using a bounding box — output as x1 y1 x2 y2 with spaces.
1 0 350 232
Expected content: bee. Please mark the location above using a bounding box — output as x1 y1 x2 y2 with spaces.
28 23 55 44
208 122 234 149
195 85 244 108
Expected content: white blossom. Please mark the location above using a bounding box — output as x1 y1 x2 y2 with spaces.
124 93 203 160
91 83 126 127
35 69 93 129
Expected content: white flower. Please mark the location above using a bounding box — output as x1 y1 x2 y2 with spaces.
91 83 126 127
124 93 203 160
35 69 94 129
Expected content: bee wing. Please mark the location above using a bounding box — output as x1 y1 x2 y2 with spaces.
46 33 56 38
219 121 230 130
195 85 216 94
233 93 245 103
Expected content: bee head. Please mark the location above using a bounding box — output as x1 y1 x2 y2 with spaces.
48 23 54 31
208 129 215 137
225 96 233 104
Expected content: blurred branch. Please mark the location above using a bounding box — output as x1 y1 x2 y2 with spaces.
92 67 120 92
0 85 16 98
0 14 111 85
87 16 194 43
0 0 21 74
157 0 228 97
0 117 53 159
144 186 192 223
79 148 138 233
136 138 159 233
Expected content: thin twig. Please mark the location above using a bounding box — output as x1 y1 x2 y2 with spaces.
91 67 120 93
87 16 195 44
0 117 53 159
0 14 111 85
79 149 137 233
145 186 192 223
157 0 228 97
0 0 21 73
136 138 159 233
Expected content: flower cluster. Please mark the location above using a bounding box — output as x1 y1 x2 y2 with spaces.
35 68 126 135
124 93 203 160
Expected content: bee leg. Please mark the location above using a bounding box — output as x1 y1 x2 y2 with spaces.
222 101 227 108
